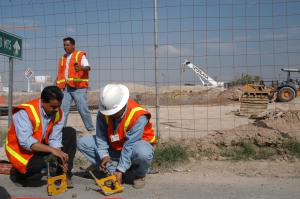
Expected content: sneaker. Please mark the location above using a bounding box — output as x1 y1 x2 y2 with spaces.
133 176 145 189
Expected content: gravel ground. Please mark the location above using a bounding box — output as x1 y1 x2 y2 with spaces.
0 160 299 199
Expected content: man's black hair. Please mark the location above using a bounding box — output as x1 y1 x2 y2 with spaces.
41 86 64 103
63 37 75 45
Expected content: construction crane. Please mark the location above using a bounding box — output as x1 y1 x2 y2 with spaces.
182 59 224 88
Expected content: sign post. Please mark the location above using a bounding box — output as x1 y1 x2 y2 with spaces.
34 76 51 92
8 57 13 127
0 29 22 127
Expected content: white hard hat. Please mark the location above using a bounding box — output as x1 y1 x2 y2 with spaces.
99 84 129 115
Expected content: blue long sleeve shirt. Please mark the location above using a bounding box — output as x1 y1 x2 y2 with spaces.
13 100 65 151
95 111 148 173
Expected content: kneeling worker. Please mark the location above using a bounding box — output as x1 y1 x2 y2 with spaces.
5 86 76 187
78 84 157 189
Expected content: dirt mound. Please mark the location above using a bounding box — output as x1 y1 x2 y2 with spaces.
0 85 242 107
169 110 300 159
133 86 242 106
206 111 299 145
219 86 243 101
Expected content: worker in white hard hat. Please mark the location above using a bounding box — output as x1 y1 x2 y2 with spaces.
78 84 157 189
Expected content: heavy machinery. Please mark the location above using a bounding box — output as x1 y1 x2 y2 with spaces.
239 83 275 117
239 68 300 117
276 68 300 102
182 60 224 87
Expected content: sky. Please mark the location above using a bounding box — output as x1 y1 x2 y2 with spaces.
0 0 300 91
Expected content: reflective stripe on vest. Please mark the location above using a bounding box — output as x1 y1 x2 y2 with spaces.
20 103 41 132
149 135 156 143
68 78 89 82
60 55 64 66
5 138 28 165
61 51 81 66
54 111 60 123
104 116 109 124
124 107 145 132
104 107 147 133
57 79 66 84
75 51 81 63
57 78 88 84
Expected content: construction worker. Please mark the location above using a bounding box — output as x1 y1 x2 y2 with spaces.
5 86 76 187
56 37 95 132
78 84 157 189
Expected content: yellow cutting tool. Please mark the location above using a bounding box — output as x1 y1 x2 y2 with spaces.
47 162 67 196
89 170 123 196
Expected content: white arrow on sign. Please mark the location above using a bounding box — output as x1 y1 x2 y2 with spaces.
13 40 20 56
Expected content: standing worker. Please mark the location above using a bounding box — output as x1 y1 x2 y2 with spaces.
5 86 76 187
56 37 95 132
78 84 157 189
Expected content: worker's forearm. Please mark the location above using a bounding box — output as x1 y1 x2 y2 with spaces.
30 142 58 154
82 66 91 71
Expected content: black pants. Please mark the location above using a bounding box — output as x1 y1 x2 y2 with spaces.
15 127 77 182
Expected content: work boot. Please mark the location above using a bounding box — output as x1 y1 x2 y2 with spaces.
10 169 26 187
133 176 146 189
10 169 45 187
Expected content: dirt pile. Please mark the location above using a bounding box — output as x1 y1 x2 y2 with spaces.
0 84 243 107
218 86 243 102
133 86 242 106
173 110 300 159
208 111 299 144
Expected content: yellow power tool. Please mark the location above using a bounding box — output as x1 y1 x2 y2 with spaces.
47 162 67 196
89 170 123 196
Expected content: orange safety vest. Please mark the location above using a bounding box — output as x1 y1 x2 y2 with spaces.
56 50 89 89
102 99 157 151
5 98 63 174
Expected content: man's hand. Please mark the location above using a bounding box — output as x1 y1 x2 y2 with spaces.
51 148 69 165
99 156 112 172
74 63 82 72
59 162 68 173
114 171 122 184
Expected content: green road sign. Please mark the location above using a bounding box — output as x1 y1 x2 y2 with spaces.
0 29 22 59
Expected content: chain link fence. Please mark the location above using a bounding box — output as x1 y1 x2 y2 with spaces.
0 0 300 144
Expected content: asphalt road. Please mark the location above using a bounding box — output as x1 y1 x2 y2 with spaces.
1 161 299 199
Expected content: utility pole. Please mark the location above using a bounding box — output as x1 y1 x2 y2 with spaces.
153 0 160 140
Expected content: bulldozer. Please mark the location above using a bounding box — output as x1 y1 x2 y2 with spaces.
239 83 275 117
276 68 300 102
